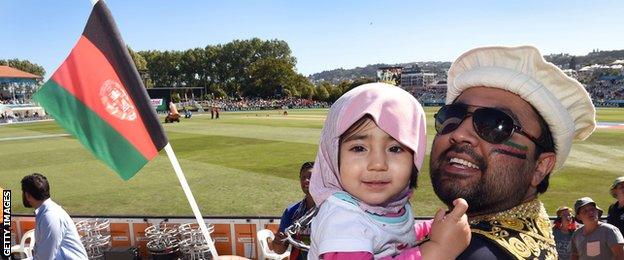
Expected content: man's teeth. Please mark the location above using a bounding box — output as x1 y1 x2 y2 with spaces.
449 158 480 169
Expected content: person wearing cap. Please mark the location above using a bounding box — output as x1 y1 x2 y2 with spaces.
571 197 624 260
608 176 624 237
429 46 596 259
553 206 578 260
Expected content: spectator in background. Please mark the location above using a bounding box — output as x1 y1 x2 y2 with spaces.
554 206 578 260
21 173 87 260
272 161 315 260
571 197 624 260
609 176 624 237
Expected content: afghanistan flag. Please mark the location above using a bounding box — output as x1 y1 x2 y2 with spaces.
33 1 167 180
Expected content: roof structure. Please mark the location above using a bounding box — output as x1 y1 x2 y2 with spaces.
0 66 43 79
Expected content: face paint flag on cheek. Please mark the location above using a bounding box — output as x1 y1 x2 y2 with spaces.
492 140 529 160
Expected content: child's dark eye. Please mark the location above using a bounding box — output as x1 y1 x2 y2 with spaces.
389 146 404 153
349 145 366 152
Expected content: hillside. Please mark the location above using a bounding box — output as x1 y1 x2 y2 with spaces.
308 61 451 84
545 49 624 69
309 49 624 83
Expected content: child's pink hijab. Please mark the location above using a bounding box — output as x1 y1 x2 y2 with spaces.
309 83 427 215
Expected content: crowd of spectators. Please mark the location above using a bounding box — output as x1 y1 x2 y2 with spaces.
1 98 50 124
0 109 47 124
586 78 624 102
404 76 624 106
0 98 29 105
1 97 330 124
3 79 623 125
411 88 446 105
198 97 330 111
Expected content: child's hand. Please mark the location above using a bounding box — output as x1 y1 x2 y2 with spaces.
420 198 471 260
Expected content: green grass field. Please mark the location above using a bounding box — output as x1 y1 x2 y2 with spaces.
1 107 623 217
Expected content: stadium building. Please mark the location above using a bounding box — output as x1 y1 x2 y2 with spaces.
0 66 42 103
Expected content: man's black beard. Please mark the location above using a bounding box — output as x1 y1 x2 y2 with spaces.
23 194 32 208
430 144 533 216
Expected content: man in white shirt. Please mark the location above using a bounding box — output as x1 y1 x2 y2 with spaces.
21 173 87 260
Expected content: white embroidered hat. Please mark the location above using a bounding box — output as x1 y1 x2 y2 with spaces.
446 46 596 170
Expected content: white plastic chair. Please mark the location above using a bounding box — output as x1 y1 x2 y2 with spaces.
256 229 290 260
11 229 35 259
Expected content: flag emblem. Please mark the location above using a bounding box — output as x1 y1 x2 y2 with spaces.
100 79 137 121
33 1 168 180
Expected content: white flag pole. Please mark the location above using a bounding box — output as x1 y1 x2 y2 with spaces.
164 143 220 259
85 0 217 257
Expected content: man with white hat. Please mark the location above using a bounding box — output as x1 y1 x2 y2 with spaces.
571 197 623 260
608 176 624 237
429 46 596 259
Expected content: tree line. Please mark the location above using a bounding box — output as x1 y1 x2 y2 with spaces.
3 38 378 102
127 38 374 102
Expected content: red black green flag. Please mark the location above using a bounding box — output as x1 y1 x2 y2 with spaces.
33 1 168 180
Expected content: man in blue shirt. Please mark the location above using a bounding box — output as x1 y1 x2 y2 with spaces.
272 161 315 260
21 173 87 260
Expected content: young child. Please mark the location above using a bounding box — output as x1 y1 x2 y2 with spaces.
308 83 471 259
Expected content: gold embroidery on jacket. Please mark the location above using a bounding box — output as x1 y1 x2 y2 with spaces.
469 199 557 260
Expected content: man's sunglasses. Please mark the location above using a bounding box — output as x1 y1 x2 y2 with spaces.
434 103 543 148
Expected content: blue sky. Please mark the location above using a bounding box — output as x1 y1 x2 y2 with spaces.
1 0 622 78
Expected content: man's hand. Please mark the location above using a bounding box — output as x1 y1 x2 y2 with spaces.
271 231 289 254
